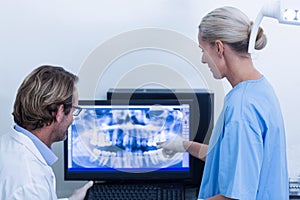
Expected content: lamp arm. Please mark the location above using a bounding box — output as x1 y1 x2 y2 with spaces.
248 0 280 53
248 10 264 53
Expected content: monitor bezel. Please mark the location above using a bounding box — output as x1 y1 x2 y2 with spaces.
64 98 199 184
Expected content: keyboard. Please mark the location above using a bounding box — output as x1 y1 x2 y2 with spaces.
290 177 300 198
85 183 184 200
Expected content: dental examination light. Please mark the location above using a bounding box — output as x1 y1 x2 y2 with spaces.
248 0 300 53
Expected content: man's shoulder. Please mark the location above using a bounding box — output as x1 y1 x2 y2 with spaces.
0 131 28 152
0 135 50 185
0 132 38 171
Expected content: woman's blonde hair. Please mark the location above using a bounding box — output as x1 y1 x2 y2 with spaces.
13 65 78 131
199 6 267 53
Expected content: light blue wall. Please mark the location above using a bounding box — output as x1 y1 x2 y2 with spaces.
1 0 300 197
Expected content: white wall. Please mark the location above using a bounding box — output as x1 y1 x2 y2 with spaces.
1 0 300 197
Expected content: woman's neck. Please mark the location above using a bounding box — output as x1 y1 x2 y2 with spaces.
225 53 262 87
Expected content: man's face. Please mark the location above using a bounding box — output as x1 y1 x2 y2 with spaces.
53 86 79 143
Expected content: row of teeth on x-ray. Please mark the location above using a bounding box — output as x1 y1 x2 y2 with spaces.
72 107 188 168
73 139 182 169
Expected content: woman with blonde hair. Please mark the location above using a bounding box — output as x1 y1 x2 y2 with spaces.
159 6 289 200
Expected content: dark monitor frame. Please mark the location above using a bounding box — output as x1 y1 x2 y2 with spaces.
64 98 201 184
106 88 214 186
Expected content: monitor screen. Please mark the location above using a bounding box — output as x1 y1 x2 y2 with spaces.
64 99 197 183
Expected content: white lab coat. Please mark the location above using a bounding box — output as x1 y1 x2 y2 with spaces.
0 130 58 200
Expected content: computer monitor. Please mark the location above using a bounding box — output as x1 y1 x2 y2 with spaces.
64 98 201 184
106 88 214 185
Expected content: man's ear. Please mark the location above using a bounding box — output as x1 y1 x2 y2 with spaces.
55 104 65 123
215 40 224 57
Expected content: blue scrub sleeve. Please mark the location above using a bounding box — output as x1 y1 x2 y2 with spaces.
219 120 263 199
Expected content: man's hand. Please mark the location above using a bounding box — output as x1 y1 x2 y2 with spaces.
69 181 94 200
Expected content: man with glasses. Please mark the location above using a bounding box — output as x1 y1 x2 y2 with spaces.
0 65 93 200
73 106 83 117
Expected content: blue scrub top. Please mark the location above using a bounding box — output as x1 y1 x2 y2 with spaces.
199 77 289 200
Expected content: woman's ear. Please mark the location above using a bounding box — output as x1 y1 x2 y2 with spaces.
215 40 224 56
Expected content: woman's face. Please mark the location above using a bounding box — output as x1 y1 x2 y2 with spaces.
198 32 225 79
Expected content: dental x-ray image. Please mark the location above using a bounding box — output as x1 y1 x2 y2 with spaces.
67 101 190 173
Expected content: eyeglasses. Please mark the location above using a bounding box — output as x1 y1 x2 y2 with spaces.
72 106 82 116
